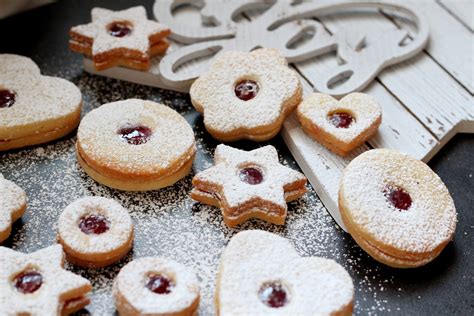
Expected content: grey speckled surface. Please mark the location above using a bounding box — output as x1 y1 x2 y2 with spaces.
0 0 473 315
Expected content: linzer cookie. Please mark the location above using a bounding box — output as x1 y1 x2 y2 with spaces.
297 93 381 156
0 54 82 151
113 257 200 316
216 230 354 315
76 99 196 191
190 48 302 142
70 6 170 71
0 174 27 243
191 144 307 227
339 149 457 268
0 244 92 315
58 197 134 268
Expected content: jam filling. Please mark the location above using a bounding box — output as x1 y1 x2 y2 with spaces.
328 112 354 128
13 270 43 294
107 22 132 37
239 167 264 185
235 80 259 101
0 89 16 108
384 186 412 210
146 274 173 294
79 214 110 235
118 124 152 145
259 282 288 308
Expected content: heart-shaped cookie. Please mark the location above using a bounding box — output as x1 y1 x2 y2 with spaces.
0 54 82 151
0 174 26 243
297 93 381 156
216 230 354 315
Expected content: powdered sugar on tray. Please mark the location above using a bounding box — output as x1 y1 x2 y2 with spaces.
0 65 400 315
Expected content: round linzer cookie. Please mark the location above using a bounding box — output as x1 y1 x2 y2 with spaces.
0 54 82 151
76 99 196 191
190 48 302 142
0 244 92 315
0 174 27 243
58 196 134 268
297 93 381 156
216 230 354 315
113 257 200 316
70 6 170 71
191 144 307 227
339 149 457 268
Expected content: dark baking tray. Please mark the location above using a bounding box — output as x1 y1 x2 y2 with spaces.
0 0 473 315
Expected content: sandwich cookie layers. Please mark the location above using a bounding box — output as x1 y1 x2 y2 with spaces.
0 54 82 151
216 230 354 315
190 48 302 142
113 257 200 316
58 196 134 268
0 174 27 243
70 6 170 71
76 99 196 191
191 144 307 227
339 149 457 268
297 93 381 156
0 244 92 315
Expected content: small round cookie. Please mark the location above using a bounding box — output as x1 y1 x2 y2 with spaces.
113 257 200 316
58 196 134 268
0 174 27 243
339 149 457 268
76 99 196 191
297 93 381 156
190 48 302 142
0 54 82 151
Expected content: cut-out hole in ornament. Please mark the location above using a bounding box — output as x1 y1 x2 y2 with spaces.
171 1 219 29
399 35 413 47
286 24 316 50
327 70 353 90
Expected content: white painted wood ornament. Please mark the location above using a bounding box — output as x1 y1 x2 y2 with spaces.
153 0 429 97
82 0 474 231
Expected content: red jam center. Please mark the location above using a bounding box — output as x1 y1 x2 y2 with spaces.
79 214 110 235
13 271 43 294
146 274 173 294
108 22 132 37
0 89 16 108
384 186 412 210
118 124 152 145
259 282 288 308
235 80 259 101
328 112 354 128
239 167 264 185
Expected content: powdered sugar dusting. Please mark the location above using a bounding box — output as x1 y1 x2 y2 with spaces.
340 149 457 253
58 196 133 254
190 48 301 134
297 92 381 142
114 257 199 314
0 175 26 236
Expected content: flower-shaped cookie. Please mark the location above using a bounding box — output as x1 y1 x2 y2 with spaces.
190 48 302 142
0 244 92 315
0 54 82 151
191 144 307 227
297 93 382 156
70 6 170 71
217 230 354 315
0 174 26 243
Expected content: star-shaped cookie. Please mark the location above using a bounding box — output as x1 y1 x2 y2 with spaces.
0 245 92 315
191 145 307 227
70 6 170 71
0 174 26 243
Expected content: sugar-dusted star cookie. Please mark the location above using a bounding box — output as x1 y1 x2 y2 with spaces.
0 174 27 243
0 244 92 315
70 6 170 71
191 145 307 227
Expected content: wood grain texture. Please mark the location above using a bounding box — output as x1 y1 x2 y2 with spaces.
438 0 474 32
